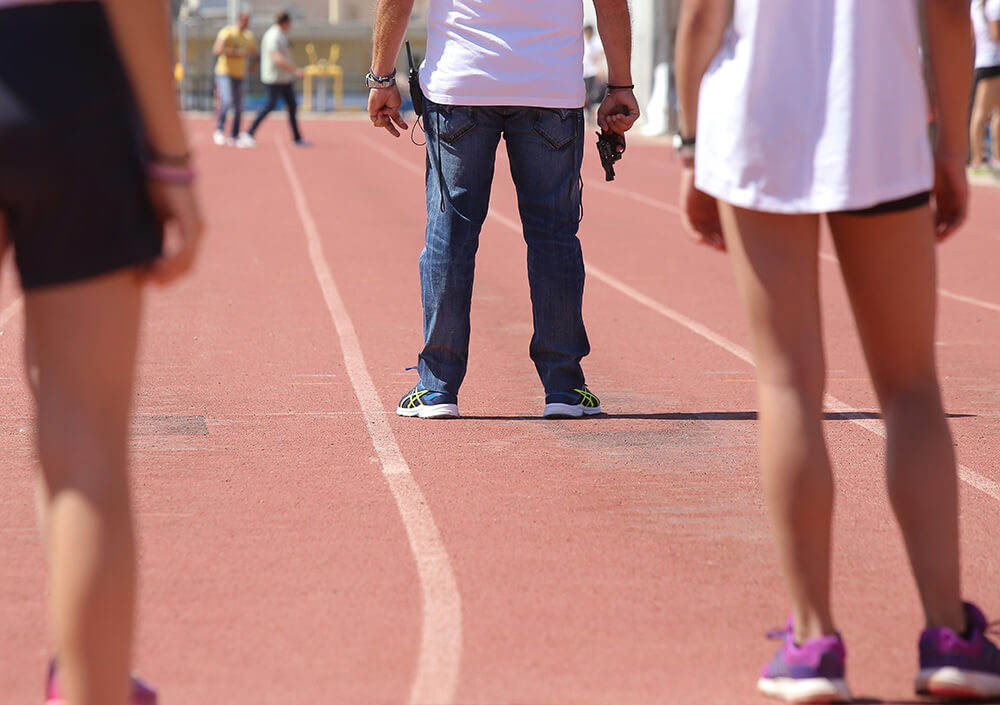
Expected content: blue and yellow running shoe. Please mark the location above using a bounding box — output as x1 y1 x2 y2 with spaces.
542 386 602 418
397 384 459 419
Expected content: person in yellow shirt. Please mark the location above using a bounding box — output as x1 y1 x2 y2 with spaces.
212 11 256 146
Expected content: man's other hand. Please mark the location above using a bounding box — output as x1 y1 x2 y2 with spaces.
368 85 408 138
597 89 639 135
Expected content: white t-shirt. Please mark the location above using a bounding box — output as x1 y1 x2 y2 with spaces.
695 0 933 214
260 24 295 85
582 34 604 79
420 0 585 108
972 0 1000 69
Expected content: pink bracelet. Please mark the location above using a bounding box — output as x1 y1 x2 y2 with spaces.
147 162 197 185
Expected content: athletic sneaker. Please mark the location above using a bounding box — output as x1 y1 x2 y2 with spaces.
212 129 226 146
45 660 157 705
542 386 602 418
915 601 1000 699
397 384 459 419
757 619 852 703
235 132 257 149
969 162 994 177
293 138 313 148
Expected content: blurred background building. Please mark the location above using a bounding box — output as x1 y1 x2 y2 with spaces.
174 0 681 134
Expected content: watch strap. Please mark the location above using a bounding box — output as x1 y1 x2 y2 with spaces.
365 68 397 89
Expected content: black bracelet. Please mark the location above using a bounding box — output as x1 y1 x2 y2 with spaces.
606 84 634 92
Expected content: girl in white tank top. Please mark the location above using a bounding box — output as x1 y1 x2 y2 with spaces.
676 1 1000 702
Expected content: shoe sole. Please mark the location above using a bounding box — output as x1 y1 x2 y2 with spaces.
757 676 851 703
542 402 602 419
397 403 459 419
916 667 1000 698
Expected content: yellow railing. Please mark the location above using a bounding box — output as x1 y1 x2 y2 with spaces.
302 43 344 112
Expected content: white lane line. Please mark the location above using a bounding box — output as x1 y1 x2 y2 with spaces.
587 179 683 216
818 252 1000 313
488 211 1000 504
278 142 462 705
365 138 424 176
0 296 23 330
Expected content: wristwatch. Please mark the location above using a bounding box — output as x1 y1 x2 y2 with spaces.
365 69 397 89
673 133 696 163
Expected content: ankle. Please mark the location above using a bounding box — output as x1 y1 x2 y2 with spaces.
793 611 837 644
925 601 967 636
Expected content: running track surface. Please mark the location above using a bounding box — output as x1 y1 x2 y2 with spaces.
1 117 999 705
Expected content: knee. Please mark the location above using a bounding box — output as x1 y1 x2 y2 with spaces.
880 378 944 427
755 345 826 408
37 420 128 509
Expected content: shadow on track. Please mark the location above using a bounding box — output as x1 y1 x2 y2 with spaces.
456 412 976 422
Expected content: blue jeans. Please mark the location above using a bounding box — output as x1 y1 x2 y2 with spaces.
418 100 590 396
215 75 245 138
247 83 302 142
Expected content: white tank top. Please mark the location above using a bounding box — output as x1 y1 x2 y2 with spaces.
420 0 585 108
972 0 1000 69
695 0 933 214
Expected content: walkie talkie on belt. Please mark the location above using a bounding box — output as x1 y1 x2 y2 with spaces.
406 41 423 118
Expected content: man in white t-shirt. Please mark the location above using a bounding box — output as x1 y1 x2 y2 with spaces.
244 12 308 147
368 0 638 420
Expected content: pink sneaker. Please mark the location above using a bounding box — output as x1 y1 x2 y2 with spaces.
45 660 157 705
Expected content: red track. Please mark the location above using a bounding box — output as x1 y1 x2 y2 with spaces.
1 116 998 705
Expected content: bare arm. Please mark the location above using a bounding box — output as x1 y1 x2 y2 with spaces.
102 0 187 158
674 0 729 250
990 18 1000 42
925 1 973 156
272 50 299 75
101 0 202 283
592 0 639 134
675 0 730 139
371 0 414 76
367 0 415 137
923 0 974 239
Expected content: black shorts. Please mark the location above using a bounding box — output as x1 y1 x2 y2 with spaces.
974 65 1000 83
842 191 930 217
0 1 161 290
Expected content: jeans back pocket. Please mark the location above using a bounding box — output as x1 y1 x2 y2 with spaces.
532 108 580 150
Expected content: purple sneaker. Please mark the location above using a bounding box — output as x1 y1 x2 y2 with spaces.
916 601 1000 699
757 618 852 703
45 659 157 705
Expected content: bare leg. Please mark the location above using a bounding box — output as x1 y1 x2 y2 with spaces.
970 77 1000 166
970 79 990 165
828 207 964 632
991 107 1000 164
718 204 835 643
27 269 144 705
